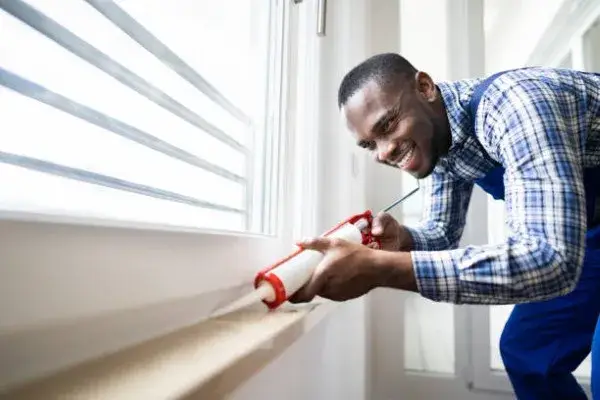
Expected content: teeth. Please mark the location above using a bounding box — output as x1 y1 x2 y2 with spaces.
398 142 409 152
397 143 415 168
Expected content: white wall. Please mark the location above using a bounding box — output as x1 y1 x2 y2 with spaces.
484 0 565 73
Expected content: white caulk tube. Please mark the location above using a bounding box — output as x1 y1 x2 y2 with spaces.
254 212 375 310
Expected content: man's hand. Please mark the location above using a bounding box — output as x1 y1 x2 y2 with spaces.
371 212 414 251
288 237 382 303
288 235 418 304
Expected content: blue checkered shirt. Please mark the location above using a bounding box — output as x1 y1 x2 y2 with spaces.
405 67 600 305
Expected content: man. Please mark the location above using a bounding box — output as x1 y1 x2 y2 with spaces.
290 53 600 399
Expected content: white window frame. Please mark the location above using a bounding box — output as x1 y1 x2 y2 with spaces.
0 0 323 389
470 0 600 395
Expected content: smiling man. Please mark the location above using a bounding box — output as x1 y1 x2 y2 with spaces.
290 53 600 399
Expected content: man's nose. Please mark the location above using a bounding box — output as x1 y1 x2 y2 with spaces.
376 142 396 163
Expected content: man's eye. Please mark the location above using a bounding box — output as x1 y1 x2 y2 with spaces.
383 119 397 133
358 140 375 150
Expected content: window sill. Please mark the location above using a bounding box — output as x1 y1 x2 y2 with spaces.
0 209 272 239
2 300 338 399
0 215 293 332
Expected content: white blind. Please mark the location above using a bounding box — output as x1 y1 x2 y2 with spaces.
0 0 281 232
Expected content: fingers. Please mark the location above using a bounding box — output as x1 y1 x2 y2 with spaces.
287 271 326 303
371 212 394 236
287 286 314 303
288 237 343 303
296 236 335 252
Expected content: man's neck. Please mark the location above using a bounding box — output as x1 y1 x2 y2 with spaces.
432 89 452 156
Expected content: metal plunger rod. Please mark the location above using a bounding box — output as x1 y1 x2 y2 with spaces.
380 180 420 213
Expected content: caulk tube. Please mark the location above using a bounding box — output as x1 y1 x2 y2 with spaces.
254 213 373 310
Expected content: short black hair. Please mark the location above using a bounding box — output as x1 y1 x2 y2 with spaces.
337 53 417 108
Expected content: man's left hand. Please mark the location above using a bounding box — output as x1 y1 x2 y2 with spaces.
287 237 383 303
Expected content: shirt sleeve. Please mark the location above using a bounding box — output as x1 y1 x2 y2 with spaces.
411 79 588 305
403 171 473 251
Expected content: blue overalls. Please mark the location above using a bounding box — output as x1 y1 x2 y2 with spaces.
468 71 600 399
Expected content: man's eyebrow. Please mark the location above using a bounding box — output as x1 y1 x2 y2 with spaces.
370 107 398 134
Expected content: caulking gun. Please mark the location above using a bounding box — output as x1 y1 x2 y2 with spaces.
254 183 420 310
211 183 420 317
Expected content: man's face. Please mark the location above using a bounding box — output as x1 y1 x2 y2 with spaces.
341 73 448 179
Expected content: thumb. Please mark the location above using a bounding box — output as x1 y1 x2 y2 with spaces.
288 271 324 303
371 212 391 235
296 236 334 252
287 265 329 303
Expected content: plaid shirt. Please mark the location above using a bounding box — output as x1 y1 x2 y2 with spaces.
406 67 600 305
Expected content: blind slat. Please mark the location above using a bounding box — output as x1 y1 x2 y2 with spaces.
0 151 244 214
0 0 246 153
0 67 245 184
84 0 252 126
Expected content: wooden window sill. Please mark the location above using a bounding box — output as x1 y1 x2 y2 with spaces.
2 301 338 399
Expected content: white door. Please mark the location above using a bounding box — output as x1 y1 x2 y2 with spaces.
369 1 600 399
470 1 600 397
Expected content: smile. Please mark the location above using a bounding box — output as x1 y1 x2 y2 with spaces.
392 141 416 169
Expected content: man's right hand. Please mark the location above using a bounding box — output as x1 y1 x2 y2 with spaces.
370 212 414 251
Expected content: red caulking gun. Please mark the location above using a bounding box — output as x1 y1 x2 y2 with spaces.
252 184 420 311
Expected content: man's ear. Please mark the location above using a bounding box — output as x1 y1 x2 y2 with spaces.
339 105 354 133
414 71 436 102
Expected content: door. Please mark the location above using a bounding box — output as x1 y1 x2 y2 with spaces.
470 1 600 396
369 1 600 399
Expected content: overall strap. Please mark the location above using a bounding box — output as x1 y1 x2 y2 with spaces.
467 67 536 122
468 70 511 121
465 70 514 201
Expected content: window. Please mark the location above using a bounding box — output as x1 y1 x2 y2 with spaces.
0 0 326 389
0 0 285 234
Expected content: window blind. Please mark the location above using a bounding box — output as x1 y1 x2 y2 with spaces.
0 0 278 232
